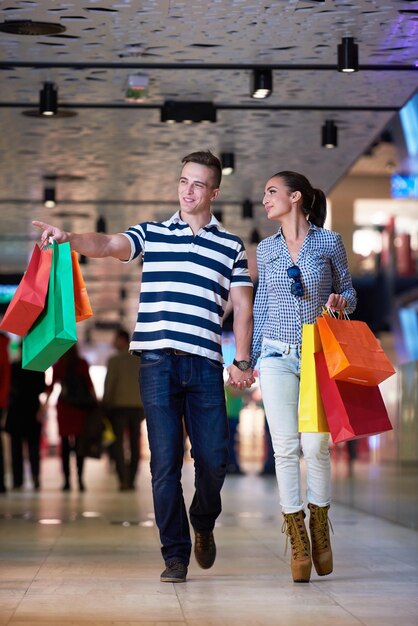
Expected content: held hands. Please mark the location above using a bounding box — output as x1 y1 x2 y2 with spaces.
226 364 256 389
325 293 347 312
32 220 69 248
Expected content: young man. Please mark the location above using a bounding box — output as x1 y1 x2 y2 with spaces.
33 150 255 583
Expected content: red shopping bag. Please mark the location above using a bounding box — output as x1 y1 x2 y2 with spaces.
314 350 392 443
316 314 395 386
0 244 52 336
71 251 93 322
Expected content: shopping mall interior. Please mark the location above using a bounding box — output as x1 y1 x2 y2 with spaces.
0 2 418 625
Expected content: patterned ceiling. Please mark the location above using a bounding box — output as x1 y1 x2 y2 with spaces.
0 0 417 335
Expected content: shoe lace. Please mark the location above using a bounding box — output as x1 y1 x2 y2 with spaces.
311 508 334 550
281 515 310 558
195 531 214 552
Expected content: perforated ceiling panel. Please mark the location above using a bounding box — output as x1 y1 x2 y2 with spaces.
0 0 417 332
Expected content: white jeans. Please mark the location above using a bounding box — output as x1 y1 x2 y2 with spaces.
259 338 331 514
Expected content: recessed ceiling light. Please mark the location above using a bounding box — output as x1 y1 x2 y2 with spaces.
0 20 66 35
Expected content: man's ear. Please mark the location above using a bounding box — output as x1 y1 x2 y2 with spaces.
211 188 220 201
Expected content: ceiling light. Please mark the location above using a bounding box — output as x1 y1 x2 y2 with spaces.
0 20 66 35
337 37 359 73
242 199 253 219
40 82 57 116
322 120 338 148
43 187 56 208
161 101 216 123
251 69 272 99
125 74 149 102
221 153 235 175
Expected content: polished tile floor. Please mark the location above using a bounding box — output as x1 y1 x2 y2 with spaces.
1 456 418 626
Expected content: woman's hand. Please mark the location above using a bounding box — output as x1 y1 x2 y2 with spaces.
325 293 347 311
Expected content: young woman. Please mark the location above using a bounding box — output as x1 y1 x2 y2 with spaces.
251 171 356 583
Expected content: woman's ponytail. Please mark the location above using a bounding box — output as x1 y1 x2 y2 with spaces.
309 187 327 227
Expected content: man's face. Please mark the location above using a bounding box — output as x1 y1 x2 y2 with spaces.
178 161 220 217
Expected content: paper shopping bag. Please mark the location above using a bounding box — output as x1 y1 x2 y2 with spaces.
298 323 329 433
316 314 396 386
71 251 93 322
314 350 392 443
0 244 52 336
22 241 77 372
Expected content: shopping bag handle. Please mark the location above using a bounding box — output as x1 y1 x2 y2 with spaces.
321 306 349 320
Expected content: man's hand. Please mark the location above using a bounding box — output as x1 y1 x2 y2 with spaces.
32 220 69 248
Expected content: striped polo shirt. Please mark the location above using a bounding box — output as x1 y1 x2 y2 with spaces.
121 211 253 363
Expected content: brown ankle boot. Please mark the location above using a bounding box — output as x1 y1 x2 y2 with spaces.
282 510 312 583
308 503 333 576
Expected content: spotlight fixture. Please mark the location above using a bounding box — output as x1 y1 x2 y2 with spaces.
242 199 253 219
96 216 107 233
251 69 272 99
161 101 216 123
221 153 235 176
43 187 56 208
322 120 338 148
337 37 359 73
39 82 57 116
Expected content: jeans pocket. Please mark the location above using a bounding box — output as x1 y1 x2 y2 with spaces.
261 343 284 359
203 357 224 370
140 351 164 367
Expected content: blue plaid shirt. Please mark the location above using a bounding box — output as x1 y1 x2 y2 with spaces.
251 223 357 365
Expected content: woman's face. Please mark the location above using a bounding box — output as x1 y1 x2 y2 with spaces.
262 176 294 221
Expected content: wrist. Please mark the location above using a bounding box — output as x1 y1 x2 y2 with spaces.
233 358 251 371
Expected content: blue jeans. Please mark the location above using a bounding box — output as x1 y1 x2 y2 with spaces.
259 338 331 514
139 350 229 565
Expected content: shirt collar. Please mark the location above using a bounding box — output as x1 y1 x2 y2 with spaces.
167 211 225 232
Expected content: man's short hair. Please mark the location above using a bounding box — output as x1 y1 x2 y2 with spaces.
181 150 222 189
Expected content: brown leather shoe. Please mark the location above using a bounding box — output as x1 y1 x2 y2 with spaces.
194 530 216 569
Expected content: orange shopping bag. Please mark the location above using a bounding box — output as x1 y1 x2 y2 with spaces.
71 251 93 322
316 312 395 386
0 244 52 336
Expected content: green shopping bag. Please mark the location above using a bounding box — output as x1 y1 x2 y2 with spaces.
22 241 77 372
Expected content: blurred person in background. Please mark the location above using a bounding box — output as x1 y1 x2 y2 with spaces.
103 328 145 491
0 331 11 493
5 345 45 490
225 385 244 475
47 344 96 492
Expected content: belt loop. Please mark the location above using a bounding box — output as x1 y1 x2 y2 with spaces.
284 344 290 355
